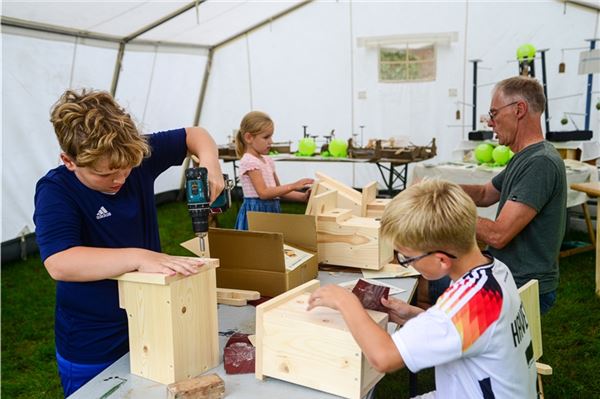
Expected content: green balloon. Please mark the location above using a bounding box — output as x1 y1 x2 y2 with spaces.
516 43 536 61
509 149 515 161
328 138 348 158
492 145 511 166
475 143 494 164
298 138 316 156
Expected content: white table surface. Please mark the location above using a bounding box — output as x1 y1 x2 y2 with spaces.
410 159 597 220
68 271 418 399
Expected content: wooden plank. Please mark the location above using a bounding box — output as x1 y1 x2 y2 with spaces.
518 279 542 360
570 183 600 296
216 288 260 306
217 297 247 306
570 182 600 197
360 181 378 217
166 373 225 399
365 198 390 218
248 211 318 252
113 260 218 285
180 236 210 258
217 288 260 300
315 172 362 204
305 190 337 216
317 208 353 223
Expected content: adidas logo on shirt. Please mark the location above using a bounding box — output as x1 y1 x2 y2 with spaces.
96 206 112 220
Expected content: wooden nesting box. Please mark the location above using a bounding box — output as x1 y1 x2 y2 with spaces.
114 259 220 385
306 173 394 270
255 280 388 399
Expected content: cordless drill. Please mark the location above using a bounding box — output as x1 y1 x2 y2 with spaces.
185 167 232 253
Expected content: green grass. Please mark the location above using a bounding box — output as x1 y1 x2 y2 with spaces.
2 200 600 398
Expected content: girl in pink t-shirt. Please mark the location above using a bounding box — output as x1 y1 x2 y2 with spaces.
234 111 313 230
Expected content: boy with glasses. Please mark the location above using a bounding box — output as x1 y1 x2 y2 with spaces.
308 179 536 398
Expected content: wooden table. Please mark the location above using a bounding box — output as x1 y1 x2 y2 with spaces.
570 182 600 296
221 154 420 195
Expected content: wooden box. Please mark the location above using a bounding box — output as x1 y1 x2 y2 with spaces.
114 260 220 385
255 280 388 399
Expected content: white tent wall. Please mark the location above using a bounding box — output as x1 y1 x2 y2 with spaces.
201 1 599 193
2 31 118 243
202 1 355 188
2 29 208 242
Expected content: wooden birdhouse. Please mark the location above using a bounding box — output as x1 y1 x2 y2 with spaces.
255 280 388 399
305 173 393 270
114 259 220 385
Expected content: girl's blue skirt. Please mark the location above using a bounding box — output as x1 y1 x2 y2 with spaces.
235 197 281 230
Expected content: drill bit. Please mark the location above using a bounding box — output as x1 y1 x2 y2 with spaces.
198 232 207 255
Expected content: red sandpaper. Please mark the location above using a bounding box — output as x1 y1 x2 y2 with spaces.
223 333 255 374
351 279 389 313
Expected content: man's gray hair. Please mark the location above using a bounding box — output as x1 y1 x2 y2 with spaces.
494 76 546 114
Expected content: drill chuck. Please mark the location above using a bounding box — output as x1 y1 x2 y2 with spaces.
188 203 210 235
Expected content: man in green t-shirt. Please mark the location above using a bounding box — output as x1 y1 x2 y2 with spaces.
460 76 567 314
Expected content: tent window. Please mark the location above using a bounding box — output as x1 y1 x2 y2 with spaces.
379 44 436 83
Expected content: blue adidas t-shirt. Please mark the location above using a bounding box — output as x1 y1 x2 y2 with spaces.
33 128 187 364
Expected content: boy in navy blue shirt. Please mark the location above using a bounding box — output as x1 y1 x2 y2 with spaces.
33 89 224 397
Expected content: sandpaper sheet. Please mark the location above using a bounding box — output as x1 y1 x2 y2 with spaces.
351 278 389 313
223 333 255 374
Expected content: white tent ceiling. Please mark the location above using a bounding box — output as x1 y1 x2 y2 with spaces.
2 0 308 48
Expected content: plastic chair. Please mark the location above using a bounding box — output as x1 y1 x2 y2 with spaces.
518 279 553 399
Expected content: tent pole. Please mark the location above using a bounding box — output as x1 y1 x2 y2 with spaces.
110 43 126 96
213 0 314 50
109 1 206 96
177 48 215 201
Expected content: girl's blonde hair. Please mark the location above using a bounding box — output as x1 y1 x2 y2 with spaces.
380 179 477 256
50 89 150 168
235 111 274 157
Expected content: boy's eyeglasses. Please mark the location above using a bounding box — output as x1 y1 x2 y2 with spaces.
488 101 519 121
396 250 457 267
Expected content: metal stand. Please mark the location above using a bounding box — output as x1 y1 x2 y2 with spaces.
375 161 409 197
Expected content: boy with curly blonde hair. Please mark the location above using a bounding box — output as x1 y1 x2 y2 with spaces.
34 89 224 396
308 179 536 398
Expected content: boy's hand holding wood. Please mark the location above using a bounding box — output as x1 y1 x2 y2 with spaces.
134 250 205 276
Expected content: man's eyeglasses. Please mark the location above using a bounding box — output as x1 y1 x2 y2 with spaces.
488 101 519 121
396 250 457 267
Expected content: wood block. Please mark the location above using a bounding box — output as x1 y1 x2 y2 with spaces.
318 208 353 223
360 182 378 217
255 280 387 399
217 288 260 306
306 190 337 216
166 373 225 399
365 198 390 218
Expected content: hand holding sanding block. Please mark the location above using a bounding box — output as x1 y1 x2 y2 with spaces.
223 333 255 374
351 279 389 313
